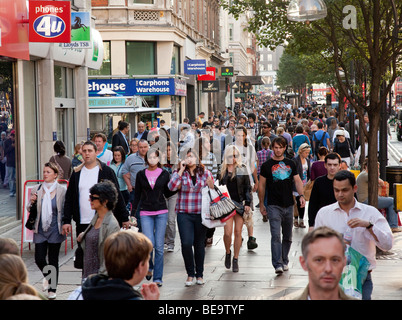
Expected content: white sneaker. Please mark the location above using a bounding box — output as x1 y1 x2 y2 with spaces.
283 265 289 271
42 278 49 291
196 278 205 285
48 292 57 299
275 267 284 275
185 277 194 287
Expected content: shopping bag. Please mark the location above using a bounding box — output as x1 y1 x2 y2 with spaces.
201 186 226 228
303 179 314 201
339 246 370 299
208 185 237 220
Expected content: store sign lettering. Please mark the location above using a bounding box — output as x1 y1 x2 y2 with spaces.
88 79 187 97
33 15 66 38
29 1 71 43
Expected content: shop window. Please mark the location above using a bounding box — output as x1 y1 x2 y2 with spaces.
54 66 74 98
170 45 180 75
133 0 154 3
89 41 111 76
126 42 155 76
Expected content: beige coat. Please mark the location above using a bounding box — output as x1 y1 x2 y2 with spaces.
27 183 67 235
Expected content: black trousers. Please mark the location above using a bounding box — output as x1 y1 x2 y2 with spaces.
34 242 62 293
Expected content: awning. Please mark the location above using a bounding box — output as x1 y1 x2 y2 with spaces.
236 76 265 85
89 107 172 114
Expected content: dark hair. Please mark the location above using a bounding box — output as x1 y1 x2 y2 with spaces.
89 180 118 211
317 122 324 129
295 125 304 134
118 121 129 131
181 147 205 176
324 152 341 164
333 170 356 187
247 113 256 122
144 148 162 168
318 146 329 157
235 126 248 147
112 146 126 164
271 136 287 149
53 140 66 156
83 140 97 151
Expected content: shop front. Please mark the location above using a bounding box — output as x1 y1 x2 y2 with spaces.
88 77 186 143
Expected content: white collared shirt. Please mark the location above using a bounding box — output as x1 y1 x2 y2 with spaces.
315 200 393 269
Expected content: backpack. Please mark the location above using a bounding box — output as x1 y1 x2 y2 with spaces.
313 131 326 154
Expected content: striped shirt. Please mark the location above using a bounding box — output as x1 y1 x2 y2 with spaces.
168 169 213 214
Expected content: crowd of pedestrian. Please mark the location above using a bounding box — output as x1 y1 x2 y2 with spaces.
1 96 400 300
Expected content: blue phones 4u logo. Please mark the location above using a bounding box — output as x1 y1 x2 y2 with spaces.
33 15 66 38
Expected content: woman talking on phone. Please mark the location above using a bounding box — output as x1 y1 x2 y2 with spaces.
168 148 214 287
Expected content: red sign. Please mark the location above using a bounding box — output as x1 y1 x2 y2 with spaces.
198 67 216 81
29 1 71 43
0 0 29 60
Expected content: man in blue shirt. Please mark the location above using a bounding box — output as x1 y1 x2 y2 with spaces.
312 122 331 155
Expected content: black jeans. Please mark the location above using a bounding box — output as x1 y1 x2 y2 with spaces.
34 242 62 293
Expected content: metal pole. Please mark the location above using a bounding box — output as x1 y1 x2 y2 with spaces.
379 81 388 180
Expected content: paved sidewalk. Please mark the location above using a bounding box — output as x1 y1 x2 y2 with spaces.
2 196 402 301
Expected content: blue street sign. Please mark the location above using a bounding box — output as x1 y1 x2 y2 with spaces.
184 59 207 75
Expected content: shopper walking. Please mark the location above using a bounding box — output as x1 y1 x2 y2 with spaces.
27 162 67 299
168 148 214 286
219 145 252 272
132 148 174 287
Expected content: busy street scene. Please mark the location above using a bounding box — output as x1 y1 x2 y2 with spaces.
1 0 402 309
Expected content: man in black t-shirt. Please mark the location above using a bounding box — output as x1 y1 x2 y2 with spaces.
258 136 306 275
307 153 342 229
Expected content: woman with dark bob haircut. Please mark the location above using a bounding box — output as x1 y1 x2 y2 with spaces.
78 180 120 279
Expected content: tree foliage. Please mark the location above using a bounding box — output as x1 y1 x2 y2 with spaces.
221 0 402 206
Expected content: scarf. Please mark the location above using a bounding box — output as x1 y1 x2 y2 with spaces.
41 181 57 232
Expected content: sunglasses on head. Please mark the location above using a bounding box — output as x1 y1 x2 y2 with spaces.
89 195 100 201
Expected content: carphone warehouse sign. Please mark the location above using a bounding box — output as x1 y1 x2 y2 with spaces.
88 79 187 97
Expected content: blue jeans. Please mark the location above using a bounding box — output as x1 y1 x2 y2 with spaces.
364 197 398 228
177 213 207 278
6 166 15 194
140 213 168 283
362 271 373 300
266 205 293 269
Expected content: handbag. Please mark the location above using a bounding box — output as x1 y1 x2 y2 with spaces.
74 242 84 269
74 225 92 269
303 180 314 201
201 186 226 228
25 184 42 230
208 186 238 221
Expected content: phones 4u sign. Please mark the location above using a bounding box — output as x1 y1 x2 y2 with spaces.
29 1 71 43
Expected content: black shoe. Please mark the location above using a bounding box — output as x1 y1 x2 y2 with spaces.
225 251 231 269
247 236 258 250
232 258 239 272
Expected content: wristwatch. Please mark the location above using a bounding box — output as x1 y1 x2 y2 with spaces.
366 220 374 229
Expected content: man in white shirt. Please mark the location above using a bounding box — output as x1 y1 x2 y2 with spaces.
94 133 113 166
315 170 393 300
62 141 130 236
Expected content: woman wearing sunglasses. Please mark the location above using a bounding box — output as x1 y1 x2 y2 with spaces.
78 180 120 280
218 145 252 272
